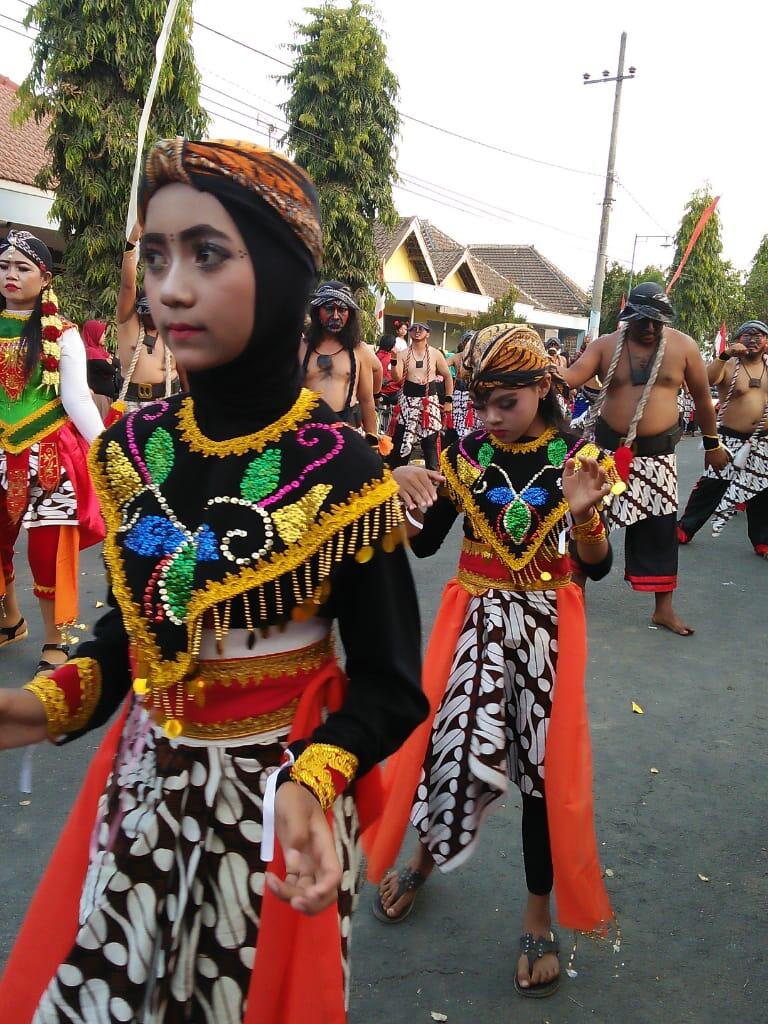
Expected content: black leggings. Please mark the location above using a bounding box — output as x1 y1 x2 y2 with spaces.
522 793 553 896
387 424 441 470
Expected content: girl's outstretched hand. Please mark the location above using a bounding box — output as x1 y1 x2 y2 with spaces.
562 456 611 519
0 688 48 750
393 466 444 511
266 781 342 915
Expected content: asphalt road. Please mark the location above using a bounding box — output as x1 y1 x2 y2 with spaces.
1 437 766 1023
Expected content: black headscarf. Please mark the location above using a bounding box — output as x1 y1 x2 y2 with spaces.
139 140 321 440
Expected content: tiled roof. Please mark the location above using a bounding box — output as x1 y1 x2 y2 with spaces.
468 244 589 316
0 76 50 187
419 220 463 253
373 217 414 263
469 255 535 303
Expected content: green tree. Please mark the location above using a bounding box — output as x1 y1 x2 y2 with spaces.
469 285 524 331
667 189 741 346
282 1 399 339
599 262 665 336
743 234 768 325
17 0 207 320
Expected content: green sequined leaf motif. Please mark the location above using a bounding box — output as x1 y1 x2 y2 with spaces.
478 442 494 468
145 428 175 485
241 448 282 503
547 437 568 468
504 499 531 543
163 541 197 622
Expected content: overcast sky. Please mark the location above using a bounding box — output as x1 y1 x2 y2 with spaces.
2 0 767 291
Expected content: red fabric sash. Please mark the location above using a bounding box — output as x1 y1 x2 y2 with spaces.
0 703 131 1020
57 422 105 550
365 579 612 935
0 662 381 1023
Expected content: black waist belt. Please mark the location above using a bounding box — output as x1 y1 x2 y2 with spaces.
402 379 441 398
595 418 682 456
454 379 470 392
126 379 181 401
721 426 767 441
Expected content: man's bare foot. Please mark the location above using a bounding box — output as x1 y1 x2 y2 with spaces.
516 898 559 992
651 612 694 636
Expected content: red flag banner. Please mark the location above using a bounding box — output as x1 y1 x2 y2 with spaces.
666 196 720 293
717 322 727 354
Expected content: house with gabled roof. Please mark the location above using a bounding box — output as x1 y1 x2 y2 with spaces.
375 215 589 351
0 75 63 259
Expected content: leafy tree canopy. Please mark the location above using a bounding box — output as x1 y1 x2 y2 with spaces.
667 189 743 346
281 1 399 340
599 262 665 336
468 285 524 332
742 234 768 327
17 0 207 320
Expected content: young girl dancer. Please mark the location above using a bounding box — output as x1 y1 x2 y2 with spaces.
368 323 619 998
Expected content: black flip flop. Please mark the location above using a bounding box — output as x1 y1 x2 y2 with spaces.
513 931 561 998
0 617 28 649
37 643 70 672
371 867 425 924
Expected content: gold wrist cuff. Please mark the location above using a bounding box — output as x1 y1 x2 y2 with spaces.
290 743 359 812
24 677 69 740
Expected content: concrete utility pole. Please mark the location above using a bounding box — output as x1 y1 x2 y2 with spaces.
583 33 636 339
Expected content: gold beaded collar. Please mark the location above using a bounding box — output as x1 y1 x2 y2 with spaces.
177 388 319 458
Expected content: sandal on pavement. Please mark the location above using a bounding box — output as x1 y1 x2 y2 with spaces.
0 617 28 649
513 931 561 998
371 867 425 924
37 643 70 672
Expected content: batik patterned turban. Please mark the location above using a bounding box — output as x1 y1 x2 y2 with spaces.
0 229 53 272
139 138 323 273
470 323 552 394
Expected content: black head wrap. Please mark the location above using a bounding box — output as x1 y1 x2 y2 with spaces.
622 282 675 325
0 230 53 272
139 139 322 439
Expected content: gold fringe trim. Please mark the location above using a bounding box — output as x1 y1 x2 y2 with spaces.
442 454 569 572
24 677 69 740
174 699 300 740
176 388 319 457
23 657 101 739
457 566 569 595
488 426 557 453
0 400 68 454
196 636 334 686
90 427 403 684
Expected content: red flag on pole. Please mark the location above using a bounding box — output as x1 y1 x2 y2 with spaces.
666 196 720 293
717 322 727 355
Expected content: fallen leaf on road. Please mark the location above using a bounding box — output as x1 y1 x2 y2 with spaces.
697 873 710 882
631 701 644 714
650 767 659 774
430 1013 448 1022
95 600 104 608
605 868 615 877
19 799 31 806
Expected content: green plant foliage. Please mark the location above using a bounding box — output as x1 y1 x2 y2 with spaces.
743 234 768 326
667 189 744 346
281 1 399 341
16 0 207 321
598 262 665 336
469 286 524 332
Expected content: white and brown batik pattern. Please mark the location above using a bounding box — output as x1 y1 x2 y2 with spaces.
0 443 78 528
606 453 678 530
451 387 474 440
34 708 360 1024
395 392 442 459
711 432 768 535
410 588 558 873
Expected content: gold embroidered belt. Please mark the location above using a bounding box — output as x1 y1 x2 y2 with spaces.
457 539 571 594
144 635 335 740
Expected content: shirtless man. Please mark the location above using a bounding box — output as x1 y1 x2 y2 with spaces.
565 281 727 635
300 281 377 433
117 223 181 410
388 322 453 470
678 320 768 555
